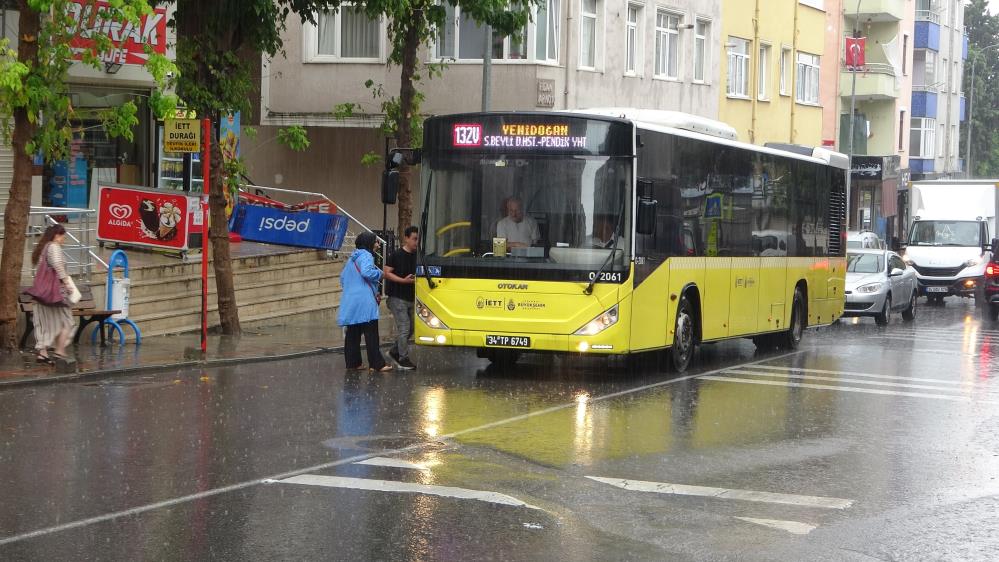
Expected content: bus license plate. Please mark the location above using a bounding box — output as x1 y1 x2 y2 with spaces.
486 335 531 348
926 287 949 293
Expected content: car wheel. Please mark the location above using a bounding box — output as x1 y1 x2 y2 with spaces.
875 294 891 327
670 295 696 372
778 288 805 350
902 291 916 322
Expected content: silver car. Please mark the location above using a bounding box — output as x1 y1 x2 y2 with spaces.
843 249 918 325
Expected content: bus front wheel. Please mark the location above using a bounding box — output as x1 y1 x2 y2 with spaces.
670 296 696 372
778 288 806 350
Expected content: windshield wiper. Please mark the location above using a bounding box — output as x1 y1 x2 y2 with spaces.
418 169 437 290
584 195 628 296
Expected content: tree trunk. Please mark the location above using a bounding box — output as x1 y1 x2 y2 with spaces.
207 124 240 335
395 20 421 235
0 4 40 350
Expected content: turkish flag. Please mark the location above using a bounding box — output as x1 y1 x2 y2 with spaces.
845 37 866 70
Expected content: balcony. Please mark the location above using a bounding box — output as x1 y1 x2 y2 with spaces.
843 0 905 22
840 64 899 101
915 9 941 24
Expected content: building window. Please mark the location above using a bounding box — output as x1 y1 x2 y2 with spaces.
902 34 909 75
910 117 936 158
535 0 560 62
795 51 820 104
779 46 791 95
313 5 382 61
758 43 771 100
693 18 709 83
436 4 530 60
898 110 906 151
625 3 641 75
580 0 598 69
952 60 959 93
726 36 749 97
655 10 681 79
923 50 937 88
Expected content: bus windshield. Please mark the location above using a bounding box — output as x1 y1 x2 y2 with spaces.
421 153 632 281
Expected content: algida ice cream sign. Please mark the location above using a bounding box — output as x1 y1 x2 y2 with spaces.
98 185 192 250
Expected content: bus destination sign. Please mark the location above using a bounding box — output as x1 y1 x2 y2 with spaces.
452 123 587 150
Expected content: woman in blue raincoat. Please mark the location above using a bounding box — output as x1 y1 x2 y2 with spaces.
338 231 392 372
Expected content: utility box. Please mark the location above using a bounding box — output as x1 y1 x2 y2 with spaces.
110 278 131 320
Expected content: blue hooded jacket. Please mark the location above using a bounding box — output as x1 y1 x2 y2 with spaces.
337 247 382 326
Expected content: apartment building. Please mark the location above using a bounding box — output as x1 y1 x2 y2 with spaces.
249 1 723 228
718 0 827 146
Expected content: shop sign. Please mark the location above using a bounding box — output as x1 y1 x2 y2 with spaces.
98 185 195 251
536 80 555 108
230 205 350 251
68 1 168 66
164 119 201 153
851 155 901 181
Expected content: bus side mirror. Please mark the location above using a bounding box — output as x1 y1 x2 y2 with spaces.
381 170 399 205
637 198 657 235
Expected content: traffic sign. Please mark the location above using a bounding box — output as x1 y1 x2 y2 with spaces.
164 119 201 153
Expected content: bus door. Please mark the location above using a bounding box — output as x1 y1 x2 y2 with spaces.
728 257 760 335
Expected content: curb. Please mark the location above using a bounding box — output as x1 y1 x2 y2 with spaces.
0 343 370 389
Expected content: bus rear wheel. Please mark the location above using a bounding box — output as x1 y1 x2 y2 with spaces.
670 296 696 372
778 288 805 350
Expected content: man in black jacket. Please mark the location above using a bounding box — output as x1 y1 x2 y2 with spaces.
383 226 419 370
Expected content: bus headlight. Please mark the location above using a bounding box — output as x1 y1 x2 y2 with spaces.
574 304 619 336
416 300 449 330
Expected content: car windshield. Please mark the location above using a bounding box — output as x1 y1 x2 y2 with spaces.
908 220 981 246
421 154 632 280
847 253 884 273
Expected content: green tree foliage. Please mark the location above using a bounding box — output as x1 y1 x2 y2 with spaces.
169 0 338 336
335 0 535 234
963 0 999 177
0 0 175 350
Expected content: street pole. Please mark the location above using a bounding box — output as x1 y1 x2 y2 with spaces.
482 25 492 111
965 43 999 179
845 0 862 230
201 118 211 354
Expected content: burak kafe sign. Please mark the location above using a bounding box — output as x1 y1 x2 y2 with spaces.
68 1 168 66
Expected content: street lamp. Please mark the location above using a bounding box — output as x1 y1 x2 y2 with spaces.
965 42 999 178
846 0 863 229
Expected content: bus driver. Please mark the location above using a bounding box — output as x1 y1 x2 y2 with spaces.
496 196 540 248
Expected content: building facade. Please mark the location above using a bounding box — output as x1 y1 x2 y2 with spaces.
251 0 723 229
838 0 915 242
717 0 827 146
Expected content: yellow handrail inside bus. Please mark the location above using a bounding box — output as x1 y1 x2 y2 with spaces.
443 247 471 257
436 220 471 237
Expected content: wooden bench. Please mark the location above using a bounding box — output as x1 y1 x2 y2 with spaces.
19 285 121 348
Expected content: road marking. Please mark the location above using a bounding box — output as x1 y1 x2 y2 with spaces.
0 351 806 547
747 365 972 386
726 369 989 395
585 476 853 509
355 457 430 471
699 375 999 404
735 517 816 535
275 474 541 510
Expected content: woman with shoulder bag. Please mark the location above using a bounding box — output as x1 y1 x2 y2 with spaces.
25 224 79 364
337 231 392 372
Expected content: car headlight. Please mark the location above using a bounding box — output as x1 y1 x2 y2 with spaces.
965 256 983 268
856 282 884 294
574 304 619 336
416 300 448 330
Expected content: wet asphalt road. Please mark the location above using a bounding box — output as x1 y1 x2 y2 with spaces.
1 298 998 561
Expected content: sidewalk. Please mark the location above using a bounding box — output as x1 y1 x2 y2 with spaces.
0 310 395 387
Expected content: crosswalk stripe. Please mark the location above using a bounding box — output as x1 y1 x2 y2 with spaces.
585 476 853 509
699 375 999 404
355 457 430 471
735 517 816 535
726 370 999 399
747 365 970 386
275 475 542 510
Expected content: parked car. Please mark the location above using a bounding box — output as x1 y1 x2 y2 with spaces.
984 261 999 322
847 230 886 250
843 249 918 325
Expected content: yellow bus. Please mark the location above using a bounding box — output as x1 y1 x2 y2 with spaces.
414 109 848 371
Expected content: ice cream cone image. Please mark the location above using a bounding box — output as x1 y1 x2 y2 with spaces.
158 202 181 240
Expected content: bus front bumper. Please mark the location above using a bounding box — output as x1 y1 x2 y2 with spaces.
415 329 629 355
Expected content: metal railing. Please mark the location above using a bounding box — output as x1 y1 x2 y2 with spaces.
915 10 941 24
240 184 387 260
24 207 108 282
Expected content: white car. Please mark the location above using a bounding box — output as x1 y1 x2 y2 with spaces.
843 249 918 325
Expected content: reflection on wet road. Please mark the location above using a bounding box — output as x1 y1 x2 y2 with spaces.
1 300 998 560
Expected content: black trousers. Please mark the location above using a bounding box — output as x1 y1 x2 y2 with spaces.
344 320 385 369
